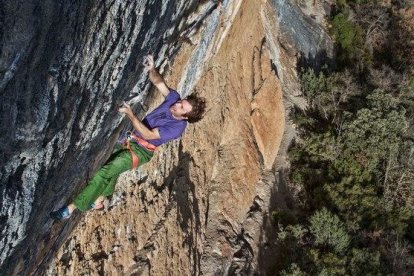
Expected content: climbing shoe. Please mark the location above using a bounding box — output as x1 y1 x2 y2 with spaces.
50 206 71 220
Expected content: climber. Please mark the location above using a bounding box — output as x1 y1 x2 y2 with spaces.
51 55 206 220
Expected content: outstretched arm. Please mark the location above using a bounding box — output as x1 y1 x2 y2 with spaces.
119 102 160 140
143 55 170 97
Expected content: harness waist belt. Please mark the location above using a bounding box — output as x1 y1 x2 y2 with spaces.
129 134 157 152
125 132 157 169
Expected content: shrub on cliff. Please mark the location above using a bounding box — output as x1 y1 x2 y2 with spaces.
309 208 350 254
330 12 366 69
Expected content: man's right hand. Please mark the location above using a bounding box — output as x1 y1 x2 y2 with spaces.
118 102 133 117
143 55 155 72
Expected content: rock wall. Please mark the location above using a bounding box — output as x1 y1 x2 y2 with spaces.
0 0 333 275
0 0 217 274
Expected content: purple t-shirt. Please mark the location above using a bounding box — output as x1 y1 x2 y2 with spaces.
135 90 187 147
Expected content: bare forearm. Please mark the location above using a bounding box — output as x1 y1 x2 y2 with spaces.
143 55 170 96
126 113 158 140
149 68 163 85
118 101 160 140
149 68 170 97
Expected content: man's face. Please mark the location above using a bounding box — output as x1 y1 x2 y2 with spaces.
170 100 193 118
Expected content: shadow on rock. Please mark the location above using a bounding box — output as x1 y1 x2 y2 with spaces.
128 141 203 275
170 142 203 275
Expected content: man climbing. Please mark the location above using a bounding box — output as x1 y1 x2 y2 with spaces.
51 55 206 220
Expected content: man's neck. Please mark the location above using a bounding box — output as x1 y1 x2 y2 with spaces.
171 113 185 120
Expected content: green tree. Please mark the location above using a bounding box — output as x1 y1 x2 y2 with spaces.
342 90 408 177
348 248 382 275
309 208 350 254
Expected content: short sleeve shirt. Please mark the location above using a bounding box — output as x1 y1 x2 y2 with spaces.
135 90 187 146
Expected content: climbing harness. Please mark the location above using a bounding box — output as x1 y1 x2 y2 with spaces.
124 131 157 169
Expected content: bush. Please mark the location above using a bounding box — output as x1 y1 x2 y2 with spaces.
389 7 414 72
280 263 307 276
299 68 360 125
309 208 350 254
331 13 358 51
342 90 408 174
311 251 347 275
349 248 382 275
331 12 365 67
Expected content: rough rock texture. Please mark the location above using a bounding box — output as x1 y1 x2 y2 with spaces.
0 0 333 275
0 0 217 274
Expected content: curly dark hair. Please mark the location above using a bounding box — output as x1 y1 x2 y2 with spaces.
184 93 207 123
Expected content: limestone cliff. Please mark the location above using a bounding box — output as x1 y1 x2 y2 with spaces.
0 0 333 275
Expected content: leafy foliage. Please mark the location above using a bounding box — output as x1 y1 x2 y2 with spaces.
309 208 350 254
331 13 360 52
330 12 366 68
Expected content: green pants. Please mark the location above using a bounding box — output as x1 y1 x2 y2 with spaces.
74 143 154 211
